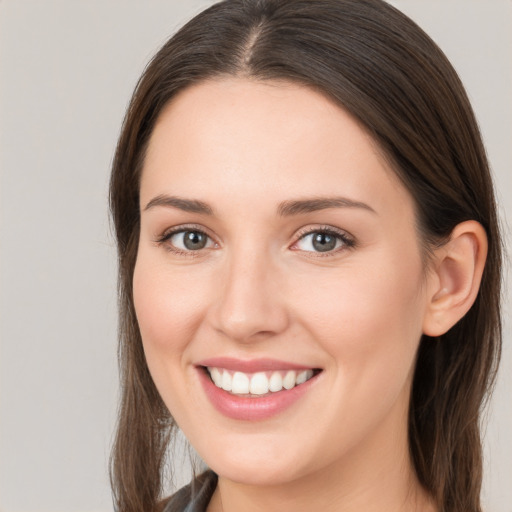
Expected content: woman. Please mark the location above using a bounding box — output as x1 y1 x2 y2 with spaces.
109 1 503 511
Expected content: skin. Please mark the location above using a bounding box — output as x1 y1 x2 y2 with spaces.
133 78 445 511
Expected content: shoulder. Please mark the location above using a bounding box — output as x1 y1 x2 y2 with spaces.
161 470 218 512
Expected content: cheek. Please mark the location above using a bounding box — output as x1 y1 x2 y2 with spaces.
132 253 216 422
293 251 426 385
286 254 426 456
132 255 209 361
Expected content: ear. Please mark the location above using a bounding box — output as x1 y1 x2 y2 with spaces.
423 220 488 337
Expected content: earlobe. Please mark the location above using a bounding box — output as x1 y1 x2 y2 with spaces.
423 221 488 337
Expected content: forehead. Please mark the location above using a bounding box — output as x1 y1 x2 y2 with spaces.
141 78 413 219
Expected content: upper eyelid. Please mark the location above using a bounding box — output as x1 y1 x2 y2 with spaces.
157 223 215 241
157 223 351 239
295 224 351 237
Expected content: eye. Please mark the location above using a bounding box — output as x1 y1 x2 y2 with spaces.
171 230 211 251
157 227 216 254
293 228 355 254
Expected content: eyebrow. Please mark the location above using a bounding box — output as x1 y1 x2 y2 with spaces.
144 195 214 215
277 197 376 216
143 194 376 216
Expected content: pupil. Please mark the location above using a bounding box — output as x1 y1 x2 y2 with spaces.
312 233 336 252
184 231 206 250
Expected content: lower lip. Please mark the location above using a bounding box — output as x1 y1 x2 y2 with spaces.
197 367 320 421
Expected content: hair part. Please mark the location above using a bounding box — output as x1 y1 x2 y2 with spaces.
109 1 502 510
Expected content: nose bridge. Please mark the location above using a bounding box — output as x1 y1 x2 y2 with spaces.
211 238 288 342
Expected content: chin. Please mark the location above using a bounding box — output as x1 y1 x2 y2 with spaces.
199 438 317 487
210 460 304 487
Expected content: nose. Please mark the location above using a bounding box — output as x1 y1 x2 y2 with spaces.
208 245 290 343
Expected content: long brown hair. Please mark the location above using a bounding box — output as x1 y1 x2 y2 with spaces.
109 1 503 510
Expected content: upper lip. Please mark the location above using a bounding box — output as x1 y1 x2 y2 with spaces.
196 357 319 373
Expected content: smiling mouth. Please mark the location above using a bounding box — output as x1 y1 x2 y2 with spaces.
204 367 321 397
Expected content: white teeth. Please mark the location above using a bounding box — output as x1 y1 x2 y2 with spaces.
296 369 313 385
232 372 250 394
268 371 283 392
221 371 232 391
210 367 222 387
283 370 296 390
250 372 269 395
207 367 316 395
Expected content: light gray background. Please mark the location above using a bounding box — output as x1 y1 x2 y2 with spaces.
0 1 510 511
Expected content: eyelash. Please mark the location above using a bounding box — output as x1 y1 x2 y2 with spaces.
155 224 356 258
292 225 356 257
155 224 215 258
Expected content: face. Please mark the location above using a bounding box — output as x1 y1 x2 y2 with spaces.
134 78 432 487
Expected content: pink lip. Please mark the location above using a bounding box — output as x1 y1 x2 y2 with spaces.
196 363 321 421
196 357 315 373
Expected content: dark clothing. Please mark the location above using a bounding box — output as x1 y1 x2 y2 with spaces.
162 470 217 512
